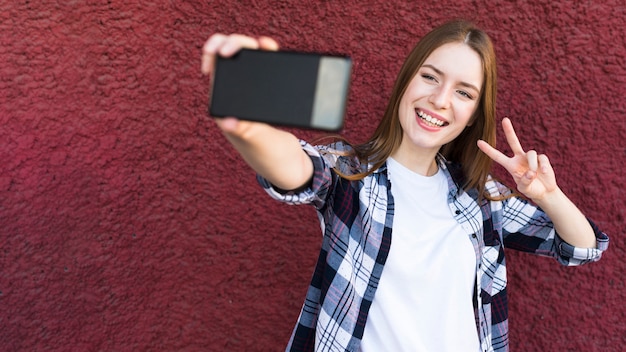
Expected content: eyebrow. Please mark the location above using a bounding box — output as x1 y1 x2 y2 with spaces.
421 64 481 94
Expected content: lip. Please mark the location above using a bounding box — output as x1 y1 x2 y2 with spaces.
415 108 448 131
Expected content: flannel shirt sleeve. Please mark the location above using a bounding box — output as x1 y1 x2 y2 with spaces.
491 180 609 266
256 140 337 210
552 218 609 265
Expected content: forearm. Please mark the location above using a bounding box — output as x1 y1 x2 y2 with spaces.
223 122 314 191
533 188 597 248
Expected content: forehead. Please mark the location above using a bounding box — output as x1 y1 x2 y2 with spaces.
422 42 484 87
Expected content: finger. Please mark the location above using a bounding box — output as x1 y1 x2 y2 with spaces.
523 150 538 181
258 36 279 51
538 154 552 174
201 33 228 75
502 117 526 155
202 34 263 75
203 33 229 54
477 140 510 166
527 150 538 172
219 34 260 57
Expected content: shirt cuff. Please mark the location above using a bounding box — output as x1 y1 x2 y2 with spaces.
555 218 610 265
256 140 331 207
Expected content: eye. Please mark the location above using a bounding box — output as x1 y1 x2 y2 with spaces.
421 74 438 82
457 90 474 100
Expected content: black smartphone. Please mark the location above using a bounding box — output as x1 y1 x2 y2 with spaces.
209 49 352 131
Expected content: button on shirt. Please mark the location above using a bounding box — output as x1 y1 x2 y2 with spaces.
257 141 610 352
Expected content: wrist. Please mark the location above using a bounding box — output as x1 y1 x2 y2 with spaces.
532 186 564 209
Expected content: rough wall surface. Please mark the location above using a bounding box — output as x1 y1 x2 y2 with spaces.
0 0 623 351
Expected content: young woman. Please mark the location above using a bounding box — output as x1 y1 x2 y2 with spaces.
201 20 609 352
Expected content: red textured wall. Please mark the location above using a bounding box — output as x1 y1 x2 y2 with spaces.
1 1 624 351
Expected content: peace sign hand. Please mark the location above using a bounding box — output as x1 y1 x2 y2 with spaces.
477 118 558 202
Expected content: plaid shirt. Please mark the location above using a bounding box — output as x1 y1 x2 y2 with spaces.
258 141 609 352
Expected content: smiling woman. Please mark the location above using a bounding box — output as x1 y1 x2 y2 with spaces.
394 42 484 176
202 19 609 352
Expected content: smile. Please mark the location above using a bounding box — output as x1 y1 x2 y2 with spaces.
417 110 447 127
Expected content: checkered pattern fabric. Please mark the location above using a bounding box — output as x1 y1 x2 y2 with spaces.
257 141 609 352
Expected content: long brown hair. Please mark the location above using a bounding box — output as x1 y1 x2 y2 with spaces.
339 19 498 198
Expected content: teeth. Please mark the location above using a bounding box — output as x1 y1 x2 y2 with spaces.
417 111 445 127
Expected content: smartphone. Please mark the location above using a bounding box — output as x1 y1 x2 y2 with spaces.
209 49 352 131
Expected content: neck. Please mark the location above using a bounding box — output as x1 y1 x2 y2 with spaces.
390 148 439 176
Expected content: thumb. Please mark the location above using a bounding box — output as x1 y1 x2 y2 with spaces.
214 117 240 133
521 169 537 185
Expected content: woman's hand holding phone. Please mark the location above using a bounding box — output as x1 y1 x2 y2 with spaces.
200 33 314 191
201 34 279 138
204 33 350 132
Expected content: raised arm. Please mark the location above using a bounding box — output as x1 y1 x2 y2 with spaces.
202 34 314 191
477 118 597 248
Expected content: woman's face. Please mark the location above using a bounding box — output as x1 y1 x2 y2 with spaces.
396 42 484 157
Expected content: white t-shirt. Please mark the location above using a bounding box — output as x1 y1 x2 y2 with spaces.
360 157 480 352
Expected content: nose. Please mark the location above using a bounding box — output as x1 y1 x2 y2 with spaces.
429 85 451 110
